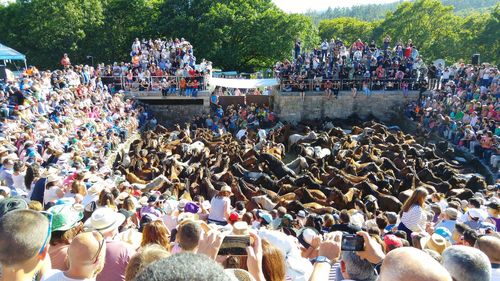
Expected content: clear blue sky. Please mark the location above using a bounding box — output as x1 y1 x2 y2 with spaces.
272 0 402 13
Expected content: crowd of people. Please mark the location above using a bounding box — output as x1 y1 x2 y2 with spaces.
76 38 212 95
275 36 425 96
405 63 500 172
0 37 499 281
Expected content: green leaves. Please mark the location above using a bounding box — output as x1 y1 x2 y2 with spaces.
319 17 374 43
317 0 499 65
156 0 318 71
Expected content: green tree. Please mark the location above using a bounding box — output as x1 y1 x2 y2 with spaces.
372 0 461 64
157 0 317 71
318 17 374 45
83 0 161 65
0 0 104 68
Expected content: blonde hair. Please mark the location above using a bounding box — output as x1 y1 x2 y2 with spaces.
125 244 170 281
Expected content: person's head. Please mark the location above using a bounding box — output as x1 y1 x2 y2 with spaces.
462 229 478 246
0 210 50 276
177 221 201 251
340 250 377 281
125 244 170 281
378 247 452 281
66 231 106 278
442 245 491 281
401 187 428 213
217 185 233 198
443 208 458 221
141 220 171 250
261 239 286 281
468 198 481 209
486 202 499 217
49 204 84 246
474 235 500 264
339 209 350 224
134 252 232 281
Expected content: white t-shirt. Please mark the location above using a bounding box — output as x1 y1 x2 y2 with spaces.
42 269 95 281
44 186 61 205
208 196 230 222
236 129 246 140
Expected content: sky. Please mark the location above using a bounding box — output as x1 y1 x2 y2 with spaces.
272 0 402 13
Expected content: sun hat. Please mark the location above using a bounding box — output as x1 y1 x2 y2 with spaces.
297 227 319 249
0 197 28 218
444 207 458 220
48 204 83 232
297 210 307 218
224 268 256 281
420 233 451 254
84 207 126 232
220 184 232 194
257 210 272 225
468 208 486 220
46 174 61 185
434 227 452 241
178 199 188 211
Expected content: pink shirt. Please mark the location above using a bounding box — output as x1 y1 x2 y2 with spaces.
49 243 69 271
96 240 135 281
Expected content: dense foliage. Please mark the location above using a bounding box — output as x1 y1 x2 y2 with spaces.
318 0 499 64
306 0 499 23
0 0 317 71
0 0 497 71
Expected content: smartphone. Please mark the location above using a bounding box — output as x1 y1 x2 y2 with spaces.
217 235 251 256
341 234 364 251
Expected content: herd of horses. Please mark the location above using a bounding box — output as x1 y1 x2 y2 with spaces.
112 121 488 216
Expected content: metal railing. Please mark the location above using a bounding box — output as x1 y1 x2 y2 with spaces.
279 78 419 92
99 75 208 92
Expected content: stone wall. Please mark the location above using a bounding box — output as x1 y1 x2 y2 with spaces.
137 97 211 126
273 91 419 123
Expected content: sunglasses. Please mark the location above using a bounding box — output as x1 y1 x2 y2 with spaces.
91 231 105 264
38 211 53 257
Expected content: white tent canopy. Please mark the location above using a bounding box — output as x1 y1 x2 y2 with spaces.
209 77 279 89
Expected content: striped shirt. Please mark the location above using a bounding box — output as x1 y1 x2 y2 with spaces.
401 204 427 232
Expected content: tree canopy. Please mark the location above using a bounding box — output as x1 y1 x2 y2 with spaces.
0 0 497 70
318 0 499 64
0 0 318 71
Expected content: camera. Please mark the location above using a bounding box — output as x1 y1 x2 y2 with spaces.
341 234 364 251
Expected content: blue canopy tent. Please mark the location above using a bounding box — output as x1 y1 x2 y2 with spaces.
0 43 27 69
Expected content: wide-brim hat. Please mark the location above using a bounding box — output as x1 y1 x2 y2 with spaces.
84 207 126 233
48 204 84 232
420 233 451 254
220 184 233 194
46 174 62 185
297 227 319 249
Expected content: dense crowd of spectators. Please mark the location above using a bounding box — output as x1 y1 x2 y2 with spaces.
0 39 499 281
80 38 211 94
405 63 500 171
276 36 425 94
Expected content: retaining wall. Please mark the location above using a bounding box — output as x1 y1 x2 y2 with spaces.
273 91 419 123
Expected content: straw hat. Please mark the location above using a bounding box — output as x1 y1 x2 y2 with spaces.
420 233 451 254
84 207 126 232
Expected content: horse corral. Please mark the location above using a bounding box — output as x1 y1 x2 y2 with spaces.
113 120 488 216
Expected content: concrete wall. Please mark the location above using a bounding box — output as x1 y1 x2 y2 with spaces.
273 91 418 123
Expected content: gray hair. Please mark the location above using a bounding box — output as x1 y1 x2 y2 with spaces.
442 246 491 281
134 252 232 281
341 251 377 281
